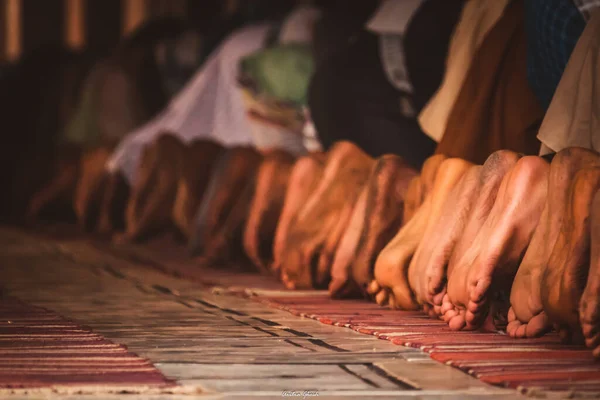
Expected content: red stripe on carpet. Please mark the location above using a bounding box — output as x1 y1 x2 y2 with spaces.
253 293 600 393
0 296 174 389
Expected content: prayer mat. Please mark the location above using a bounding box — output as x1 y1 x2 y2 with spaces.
251 294 600 396
24 226 600 395
0 295 174 389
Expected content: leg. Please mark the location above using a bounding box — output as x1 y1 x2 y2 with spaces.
410 164 481 315
542 167 600 343
271 152 326 275
508 147 600 338
243 150 296 273
580 188 600 357
368 157 471 310
443 156 549 331
172 140 224 239
280 141 374 289
96 171 130 236
202 174 258 268
115 133 185 243
354 154 443 294
329 184 369 298
350 156 418 296
436 151 521 316
73 146 115 232
188 147 262 256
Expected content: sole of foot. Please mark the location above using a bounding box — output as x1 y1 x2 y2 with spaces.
443 156 549 331
280 141 373 289
243 150 296 273
171 140 224 240
350 155 417 298
271 152 325 277
188 146 262 256
508 147 600 338
116 133 185 243
541 166 600 343
412 164 481 316
431 150 521 317
369 157 470 310
329 184 369 298
203 176 257 269
580 186 600 357
362 154 444 301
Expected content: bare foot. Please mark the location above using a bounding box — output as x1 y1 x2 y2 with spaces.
542 167 600 343
188 147 262 256
271 152 325 276
409 164 481 315
316 187 363 288
280 141 373 289
402 177 423 224
243 150 296 273
329 184 369 298
356 155 444 296
443 156 549 331
73 146 115 232
580 187 600 357
508 148 600 338
115 133 185 243
368 157 471 310
26 146 81 223
435 151 520 318
96 171 130 236
172 140 224 239
350 156 417 297
202 175 258 268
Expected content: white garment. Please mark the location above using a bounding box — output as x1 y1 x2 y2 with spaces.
107 6 321 184
538 9 600 155
418 0 512 142
106 23 270 183
366 0 425 94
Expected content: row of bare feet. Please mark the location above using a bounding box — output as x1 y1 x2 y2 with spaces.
26 134 600 358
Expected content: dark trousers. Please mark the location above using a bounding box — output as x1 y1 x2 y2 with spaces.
308 0 464 170
308 31 436 169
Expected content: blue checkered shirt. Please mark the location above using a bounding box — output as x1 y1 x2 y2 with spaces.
525 0 586 110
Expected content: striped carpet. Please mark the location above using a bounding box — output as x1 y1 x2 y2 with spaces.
24 227 600 395
253 293 600 395
0 296 174 389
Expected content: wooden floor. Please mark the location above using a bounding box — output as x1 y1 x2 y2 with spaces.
0 227 529 399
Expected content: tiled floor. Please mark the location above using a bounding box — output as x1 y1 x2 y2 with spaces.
0 227 527 399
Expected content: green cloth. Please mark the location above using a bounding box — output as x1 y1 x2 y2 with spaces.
240 43 314 107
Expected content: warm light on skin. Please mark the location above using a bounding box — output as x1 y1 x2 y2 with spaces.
65 0 85 50
123 0 147 36
6 0 21 61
